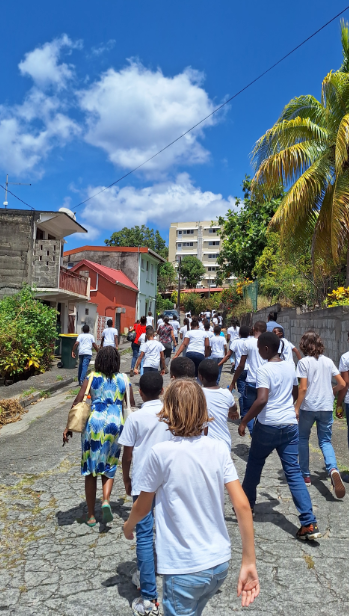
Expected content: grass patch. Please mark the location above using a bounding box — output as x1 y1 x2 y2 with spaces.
22 387 36 397
38 390 51 399
68 387 80 396
302 554 315 569
56 375 64 381
120 347 132 356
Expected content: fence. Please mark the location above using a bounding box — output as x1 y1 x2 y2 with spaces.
59 269 88 297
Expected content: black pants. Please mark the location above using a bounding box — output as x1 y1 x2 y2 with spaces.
162 343 172 367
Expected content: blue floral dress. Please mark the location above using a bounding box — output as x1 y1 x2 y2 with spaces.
81 372 128 478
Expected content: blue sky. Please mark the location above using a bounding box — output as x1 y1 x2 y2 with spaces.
0 0 346 250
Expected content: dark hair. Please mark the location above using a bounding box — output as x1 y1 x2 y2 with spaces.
198 359 219 382
204 319 210 331
172 315 178 321
191 317 199 329
148 311 152 316
240 325 250 339
95 347 120 379
82 324 90 333
231 317 240 329
268 312 277 322
107 319 113 327
146 326 154 337
254 320 267 333
170 357 196 379
258 332 280 354
140 316 147 325
164 316 170 324
273 326 284 337
214 325 221 336
300 331 324 359
139 372 163 397
183 317 190 330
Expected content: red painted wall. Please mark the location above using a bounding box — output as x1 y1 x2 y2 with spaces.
74 265 137 332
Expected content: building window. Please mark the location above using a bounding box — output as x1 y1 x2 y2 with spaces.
85 308 89 315
141 258 145 270
208 253 219 259
150 263 154 282
177 243 182 247
36 228 44 240
207 266 217 271
208 241 220 246
178 230 182 235
208 228 217 234
183 242 193 247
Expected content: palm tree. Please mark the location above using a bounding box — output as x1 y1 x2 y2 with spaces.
251 20 349 283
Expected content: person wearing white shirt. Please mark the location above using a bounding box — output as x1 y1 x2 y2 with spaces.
238 331 321 541
179 318 190 357
138 332 147 376
101 319 118 349
146 312 154 327
336 334 349 448
119 372 171 615
173 317 210 377
272 326 301 364
134 327 165 375
295 331 345 498
218 313 223 326
199 359 239 450
157 315 164 329
231 321 267 435
204 321 215 343
71 324 99 385
227 318 240 344
169 315 180 351
198 318 205 330
219 325 251 414
123 379 259 614
208 326 227 384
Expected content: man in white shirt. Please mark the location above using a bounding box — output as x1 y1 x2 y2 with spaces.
101 319 118 349
230 321 267 434
119 372 171 616
71 324 99 384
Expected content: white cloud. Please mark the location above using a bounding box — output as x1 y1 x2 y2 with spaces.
91 40 116 56
78 173 235 235
18 34 81 90
78 61 218 176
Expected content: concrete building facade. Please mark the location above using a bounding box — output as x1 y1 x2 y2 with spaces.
63 246 165 319
168 220 234 288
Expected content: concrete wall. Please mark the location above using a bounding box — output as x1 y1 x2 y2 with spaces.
241 304 349 366
63 250 139 287
32 240 60 288
0 210 35 297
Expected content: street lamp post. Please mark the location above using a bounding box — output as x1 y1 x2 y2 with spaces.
177 256 181 311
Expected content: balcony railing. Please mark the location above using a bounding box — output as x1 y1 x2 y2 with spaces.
59 268 88 296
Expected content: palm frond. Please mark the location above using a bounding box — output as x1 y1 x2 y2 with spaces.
278 95 327 126
330 171 349 260
340 19 349 73
322 71 349 120
311 183 336 263
335 113 349 173
253 142 324 191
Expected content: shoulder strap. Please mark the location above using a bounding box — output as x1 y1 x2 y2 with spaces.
122 373 132 412
82 371 94 402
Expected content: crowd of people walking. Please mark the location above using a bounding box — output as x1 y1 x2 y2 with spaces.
62 307 349 616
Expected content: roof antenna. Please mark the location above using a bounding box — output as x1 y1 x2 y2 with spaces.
3 174 31 207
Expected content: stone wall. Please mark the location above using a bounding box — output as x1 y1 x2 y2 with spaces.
0 210 35 298
32 240 60 288
63 250 139 287
241 304 349 366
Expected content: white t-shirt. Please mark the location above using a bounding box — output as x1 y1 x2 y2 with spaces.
170 320 180 335
199 321 205 330
146 316 154 326
205 311 211 319
339 351 349 403
185 329 206 355
296 355 339 412
203 387 235 450
230 338 248 370
212 317 218 325
204 330 215 341
157 318 164 329
77 333 95 356
256 361 298 425
140 340 165 369
102 327 118 347
139 436 238 574
241 336 267 383
218 316 223 325
180 325 188 339
138 333 146 345
210 335 226 359
118 399 171 496
279 338 295 363
227 326 240 342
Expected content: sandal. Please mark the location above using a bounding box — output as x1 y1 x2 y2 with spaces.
102 501 113 524
77 515 97 527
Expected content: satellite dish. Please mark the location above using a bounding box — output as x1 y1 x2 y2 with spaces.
59 207 76 220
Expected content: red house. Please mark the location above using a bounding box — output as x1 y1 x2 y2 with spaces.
71 259 138 335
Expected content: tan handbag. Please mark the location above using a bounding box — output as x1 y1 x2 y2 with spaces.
66 372 94 433
122 373 137 421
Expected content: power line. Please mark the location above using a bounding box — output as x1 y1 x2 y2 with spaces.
73 5 349 211
0 184 35 211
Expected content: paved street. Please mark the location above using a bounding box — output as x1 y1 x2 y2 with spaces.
1 354 349 615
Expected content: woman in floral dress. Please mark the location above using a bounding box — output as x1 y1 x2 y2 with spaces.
63 346 135 526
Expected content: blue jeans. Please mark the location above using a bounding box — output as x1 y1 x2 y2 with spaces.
345 404 349 448
236 370 247 416
78 354 91 385
133 496 157 601
163 561 229 616
298 410 338 476
140 356 145 376
143 366 158 372
242 382 257 435
186 352 205 378
242 421 316 526
131 342 140 370
211 357 223 384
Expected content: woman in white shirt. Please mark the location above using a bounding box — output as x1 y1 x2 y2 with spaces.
146 312 154 327
209 326 227 385
173 317 210 377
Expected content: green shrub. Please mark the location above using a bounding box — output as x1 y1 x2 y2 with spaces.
0 286 57 379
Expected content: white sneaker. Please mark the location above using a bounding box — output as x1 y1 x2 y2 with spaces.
132 569 140 590
132 597 159 615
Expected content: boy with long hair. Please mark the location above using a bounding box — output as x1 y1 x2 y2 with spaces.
123 379 259 614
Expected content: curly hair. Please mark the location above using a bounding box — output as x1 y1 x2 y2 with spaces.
158 379 212 437
94 346 120 380
299 331 324 359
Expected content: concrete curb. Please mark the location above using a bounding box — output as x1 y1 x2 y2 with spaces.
18 377 75 408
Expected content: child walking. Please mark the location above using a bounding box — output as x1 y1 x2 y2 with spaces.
208 326 227 385
170 356 196 379
119 372 172 616
199 359 239 451
123 379 259 615
336 332 349 448
239 332 321 540
295 331 346 498
219 325 250 409
134 327 165 375
272 326 301 364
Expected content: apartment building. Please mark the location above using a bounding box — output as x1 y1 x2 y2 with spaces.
168 221 233 287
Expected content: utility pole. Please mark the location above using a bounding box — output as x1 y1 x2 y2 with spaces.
3 174 31 207
177 256 181 312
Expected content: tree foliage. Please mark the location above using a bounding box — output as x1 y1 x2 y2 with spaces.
0 287 57 379
105 225 168 258
216 176 282 280
157 262 177 293
156 294 174 313
179 256 206 289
